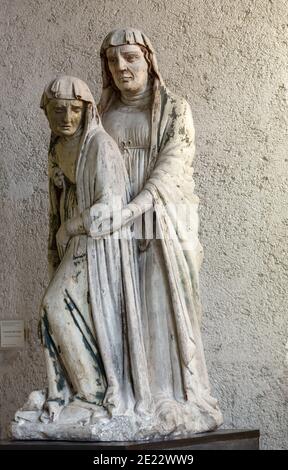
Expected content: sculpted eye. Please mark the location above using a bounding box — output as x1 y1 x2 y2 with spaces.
126 55 139 62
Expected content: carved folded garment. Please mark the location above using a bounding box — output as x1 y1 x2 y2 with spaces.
99 28 223 432
38 46 223 434
40 77 152 419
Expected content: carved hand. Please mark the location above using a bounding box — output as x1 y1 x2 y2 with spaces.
89 207 133 238
52 167 65 189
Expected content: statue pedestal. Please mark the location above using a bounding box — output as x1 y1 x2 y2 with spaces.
1 429 259 450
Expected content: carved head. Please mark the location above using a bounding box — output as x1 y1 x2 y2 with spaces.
100 29 163 102
106 44 149 95
45 99 85 137
40 76 96 137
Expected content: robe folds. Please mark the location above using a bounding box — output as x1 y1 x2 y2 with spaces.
42 124 152 415
42 84 222 432
99 84 223 430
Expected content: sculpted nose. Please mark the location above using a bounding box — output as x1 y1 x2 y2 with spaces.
63 108 71 123
118 56 127 71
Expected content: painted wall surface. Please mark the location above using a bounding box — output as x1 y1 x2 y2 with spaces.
0 0 287 449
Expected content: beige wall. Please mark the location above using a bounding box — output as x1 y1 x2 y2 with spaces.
1 0 287 449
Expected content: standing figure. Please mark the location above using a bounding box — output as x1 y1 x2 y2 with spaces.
97 28 223 434
12 75 154 440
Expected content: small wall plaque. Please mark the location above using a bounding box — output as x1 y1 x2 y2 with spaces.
0 320 25 349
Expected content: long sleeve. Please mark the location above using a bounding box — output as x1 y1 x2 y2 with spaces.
125 97 195 219
79 133 129 234
47 151 61 276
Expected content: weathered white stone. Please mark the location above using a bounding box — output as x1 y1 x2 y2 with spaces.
12 397 218 441
2 1 288 450
11 29 224 441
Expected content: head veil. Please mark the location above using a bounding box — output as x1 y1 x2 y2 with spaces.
40 76 102 242
98 28 164 113
40 75 100 151
98 29 165 177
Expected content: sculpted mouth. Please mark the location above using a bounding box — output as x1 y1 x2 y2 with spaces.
119 76 133 81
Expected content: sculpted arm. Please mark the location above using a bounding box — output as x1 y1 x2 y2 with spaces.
66 99 194 239
63 137 127 238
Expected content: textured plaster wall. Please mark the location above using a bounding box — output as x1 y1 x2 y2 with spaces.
0 0 287 449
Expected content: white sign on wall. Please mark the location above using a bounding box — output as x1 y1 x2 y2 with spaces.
0 320 25 348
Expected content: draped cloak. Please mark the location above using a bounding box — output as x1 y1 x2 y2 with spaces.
42 77 152 416
97 29 223 430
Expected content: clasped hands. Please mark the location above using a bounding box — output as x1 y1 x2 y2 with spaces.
56 207 134 258
89 207 133 239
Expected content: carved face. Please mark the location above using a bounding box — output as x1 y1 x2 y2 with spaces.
106 44 149 95
46 99 85 137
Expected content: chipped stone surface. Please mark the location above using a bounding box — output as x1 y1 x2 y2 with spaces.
1 0 288 449
11 401 218 441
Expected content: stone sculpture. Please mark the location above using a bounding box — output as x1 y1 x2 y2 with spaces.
11 29 222 441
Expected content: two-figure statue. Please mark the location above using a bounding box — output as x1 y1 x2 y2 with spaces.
12 29 222 441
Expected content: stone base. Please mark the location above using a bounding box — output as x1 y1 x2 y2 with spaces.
10 393 223 441
2 430 260 450
10 413 219 442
